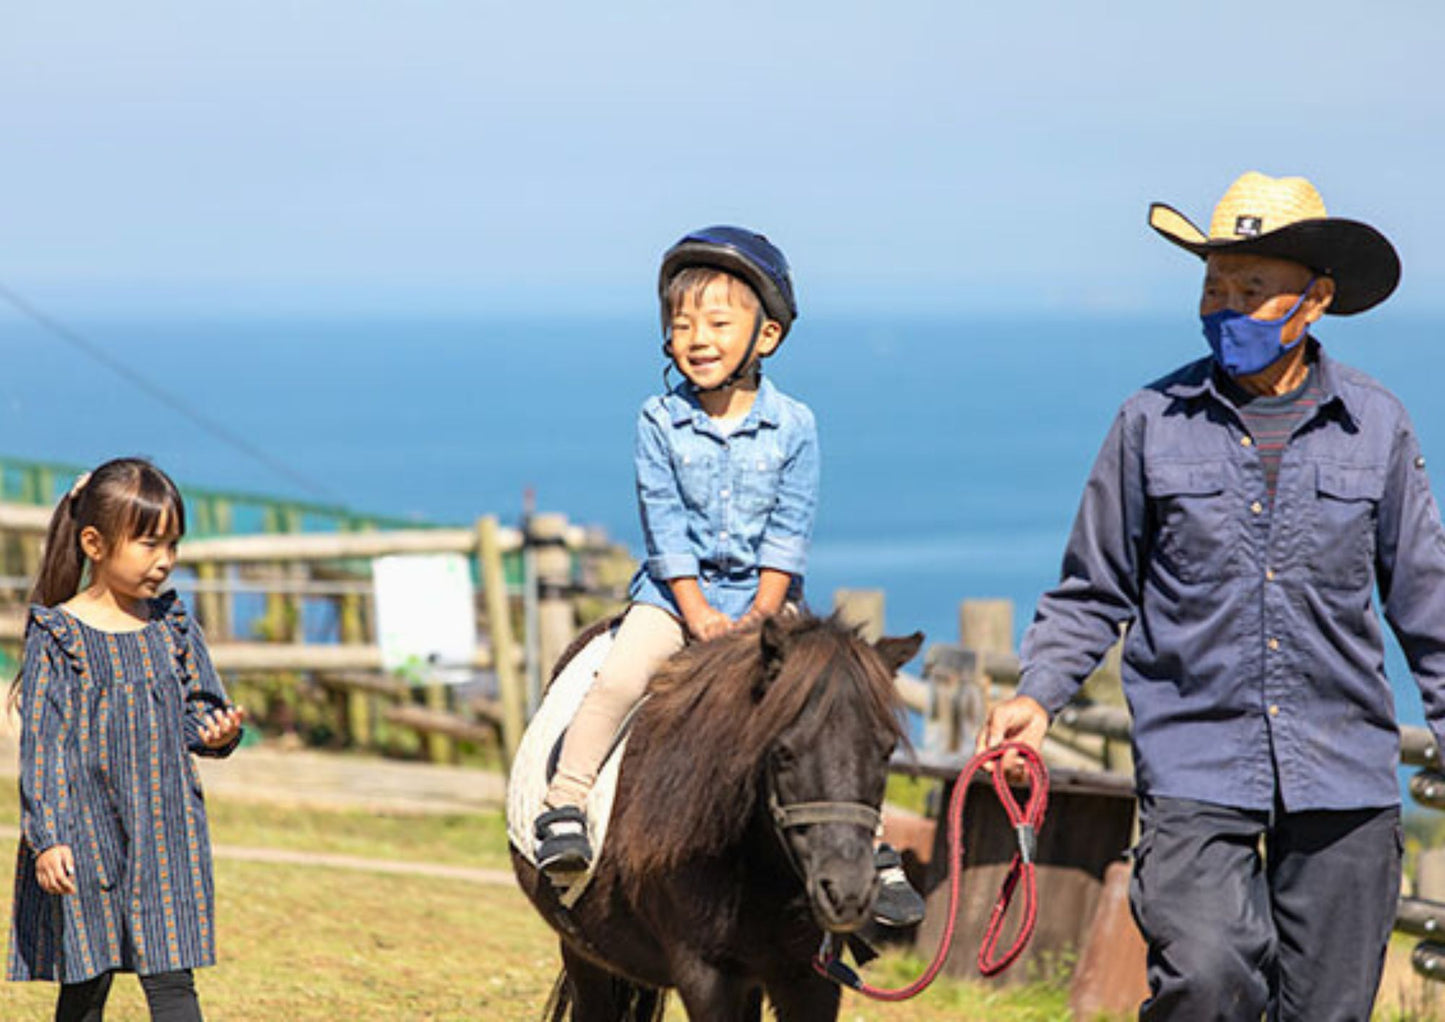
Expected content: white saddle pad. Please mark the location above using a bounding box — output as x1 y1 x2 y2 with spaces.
506 624 628 900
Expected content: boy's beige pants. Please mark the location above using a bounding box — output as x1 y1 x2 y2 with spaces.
543 603 685 810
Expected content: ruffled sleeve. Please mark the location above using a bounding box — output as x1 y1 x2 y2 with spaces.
16 609 80 853
156 592 241 758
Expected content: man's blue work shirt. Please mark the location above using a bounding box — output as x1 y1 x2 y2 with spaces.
1018 342 1445 811
628 377 819 620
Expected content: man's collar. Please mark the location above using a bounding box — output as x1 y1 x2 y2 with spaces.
1161 339 1357 425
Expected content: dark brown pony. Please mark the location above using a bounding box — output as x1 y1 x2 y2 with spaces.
513 612 922 1022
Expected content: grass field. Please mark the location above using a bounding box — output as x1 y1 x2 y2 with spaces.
0 784 1436 1020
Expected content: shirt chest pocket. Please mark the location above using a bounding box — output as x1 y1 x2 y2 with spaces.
1311 463 1384 589
735 448 784 517
1146 461 1232 583
675 452 716 511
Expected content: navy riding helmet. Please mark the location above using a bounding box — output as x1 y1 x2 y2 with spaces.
658 226 798 339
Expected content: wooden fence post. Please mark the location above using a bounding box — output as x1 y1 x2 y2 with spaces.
479 515 526 766
958 599 1015 751
833 589 885 642
529 513 576 685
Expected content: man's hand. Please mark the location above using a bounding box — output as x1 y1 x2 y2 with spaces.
35 845 76 895
976 695 1050 782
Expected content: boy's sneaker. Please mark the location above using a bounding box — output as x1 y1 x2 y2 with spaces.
535 806 593 876
872 843 926 927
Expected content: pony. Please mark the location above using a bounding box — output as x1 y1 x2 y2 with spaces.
512 611 922 1022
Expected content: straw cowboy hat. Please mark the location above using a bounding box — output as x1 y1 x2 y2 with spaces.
1149 171 1400 315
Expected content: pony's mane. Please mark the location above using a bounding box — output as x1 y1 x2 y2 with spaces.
605 613 905 889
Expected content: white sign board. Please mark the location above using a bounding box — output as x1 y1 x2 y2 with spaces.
371 553 477 684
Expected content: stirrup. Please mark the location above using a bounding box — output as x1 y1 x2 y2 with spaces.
535 806 593 875
872 843 926 927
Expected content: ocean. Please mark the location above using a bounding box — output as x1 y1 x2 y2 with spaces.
0 309 1441 739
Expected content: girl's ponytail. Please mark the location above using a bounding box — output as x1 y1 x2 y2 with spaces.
29 478 89 608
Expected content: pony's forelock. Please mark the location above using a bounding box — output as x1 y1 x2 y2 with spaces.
604 613 905 898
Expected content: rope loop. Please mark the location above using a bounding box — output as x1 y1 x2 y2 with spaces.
812 741 1049 1000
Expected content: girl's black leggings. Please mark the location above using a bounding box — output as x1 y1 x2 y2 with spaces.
55 969 201 1022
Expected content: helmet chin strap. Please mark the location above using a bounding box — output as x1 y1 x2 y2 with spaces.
661 311 765 395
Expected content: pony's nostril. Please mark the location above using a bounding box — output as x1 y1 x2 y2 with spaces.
819 873 866 918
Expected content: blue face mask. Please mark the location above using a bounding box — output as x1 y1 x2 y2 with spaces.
1201 278 1315 377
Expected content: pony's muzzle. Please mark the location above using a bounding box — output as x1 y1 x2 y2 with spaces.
808 843 879 933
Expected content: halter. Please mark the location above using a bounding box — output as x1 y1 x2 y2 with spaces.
764 759 883 886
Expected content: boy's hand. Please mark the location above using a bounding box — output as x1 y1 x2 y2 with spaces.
686 606 734 642
35 845 76 895
737 606 772 631
200 706 247 749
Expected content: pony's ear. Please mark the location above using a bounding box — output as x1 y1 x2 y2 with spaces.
873 632 923 673
755 615 790 700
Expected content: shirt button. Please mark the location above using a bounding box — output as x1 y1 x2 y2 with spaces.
1268 637 1280 651
1241 436 1254 447
1268 704 1281 717
1265 567 1276 582
718 531 729 541
720 488 730 498
1250 500 1264 515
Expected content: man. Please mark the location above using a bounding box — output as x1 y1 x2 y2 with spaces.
980 171 1445 1020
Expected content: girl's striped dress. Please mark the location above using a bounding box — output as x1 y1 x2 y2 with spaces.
8 593 237 983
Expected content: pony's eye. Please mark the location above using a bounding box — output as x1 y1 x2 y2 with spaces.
773 746 797 769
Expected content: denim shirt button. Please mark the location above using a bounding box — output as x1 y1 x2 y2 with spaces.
1268 637 1280 651
718 531 728 541
1250 500 1264 515
1265 567 1276 581
1241 435 1254 447
1268 704 1281 717
720 488 730 498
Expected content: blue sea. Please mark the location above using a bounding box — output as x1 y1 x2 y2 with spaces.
1 309 1442 741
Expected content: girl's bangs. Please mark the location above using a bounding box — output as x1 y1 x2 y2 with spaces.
121 471 187 540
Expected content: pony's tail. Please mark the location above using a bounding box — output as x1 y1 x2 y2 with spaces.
542 968 666 1022
31 489 85 608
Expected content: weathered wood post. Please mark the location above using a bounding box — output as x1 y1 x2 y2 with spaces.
530 513 576 686
337 543 371 751
1419 848 1445 902
957 598 1014 751
479 515 526 766
192 498 230 640
833 588 885 642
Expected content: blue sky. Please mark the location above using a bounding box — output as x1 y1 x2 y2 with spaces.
1 1 1442 317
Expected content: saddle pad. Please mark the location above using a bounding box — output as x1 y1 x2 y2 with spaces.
506 623 627 899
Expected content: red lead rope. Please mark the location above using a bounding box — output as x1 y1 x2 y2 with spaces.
812 741 1050 1001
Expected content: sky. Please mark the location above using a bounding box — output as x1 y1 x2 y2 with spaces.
2 1 1443 319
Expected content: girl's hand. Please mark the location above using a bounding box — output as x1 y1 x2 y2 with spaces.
686 607 734 642
35 845 76 895
199 706 247 749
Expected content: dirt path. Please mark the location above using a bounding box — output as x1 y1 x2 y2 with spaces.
0 823 515 886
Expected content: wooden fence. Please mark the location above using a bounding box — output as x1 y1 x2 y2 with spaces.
0 490 633 768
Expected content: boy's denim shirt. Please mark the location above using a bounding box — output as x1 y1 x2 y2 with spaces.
1019 342 1445 812
628 377 819 620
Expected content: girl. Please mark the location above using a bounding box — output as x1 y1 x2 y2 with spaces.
533 227 923 927
7 458 245 1021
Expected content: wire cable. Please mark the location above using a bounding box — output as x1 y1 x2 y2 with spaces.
0 279 336 500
